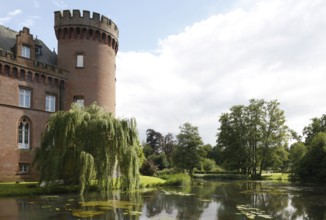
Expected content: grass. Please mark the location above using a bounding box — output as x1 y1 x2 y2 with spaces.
139 175 166 188
0 175 167 197
261 173 289 181
0 182 43 197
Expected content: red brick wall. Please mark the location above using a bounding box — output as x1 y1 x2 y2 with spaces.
0 73 59 181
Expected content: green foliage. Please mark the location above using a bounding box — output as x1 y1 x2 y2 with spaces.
173 122 204 176
146 129 164 154
148 153 169 170
303 114 326 146
164 173 191 186
201 158 217 172
33 103 140 194
216 99 289 177
292 132 326 183
289 142 307 172
140 160 158 176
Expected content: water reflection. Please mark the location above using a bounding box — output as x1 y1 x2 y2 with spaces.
0 180 325 220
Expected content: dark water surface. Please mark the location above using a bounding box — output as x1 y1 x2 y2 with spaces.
0 180 325 220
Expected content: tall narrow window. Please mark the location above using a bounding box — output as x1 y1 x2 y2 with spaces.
21 45 31 59
45 94 56 112
18 118 30 149
76 55 84 67
73 96 84 107
19 88 31 108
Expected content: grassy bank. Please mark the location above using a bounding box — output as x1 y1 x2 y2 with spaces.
261 173 289 181
193 172 289 181
0 175 169 197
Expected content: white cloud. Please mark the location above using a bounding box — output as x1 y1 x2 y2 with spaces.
0 9 22 24
21 16 41 27
33 1 40 8
116 0 326 144
52 0 67 8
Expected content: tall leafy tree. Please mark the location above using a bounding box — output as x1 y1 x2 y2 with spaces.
146 129 164 154
303 114 326 146
216 99 289 177
162 133 177 165
33 104 140 194
173 122 203 176
293 132 326 183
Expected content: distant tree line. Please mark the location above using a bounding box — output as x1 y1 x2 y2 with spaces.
142 99 326 183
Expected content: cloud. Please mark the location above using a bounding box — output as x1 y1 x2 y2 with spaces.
21 16 41 27
52 0 67 8
33 1 40 8
0 9 22 24
116 0 326 145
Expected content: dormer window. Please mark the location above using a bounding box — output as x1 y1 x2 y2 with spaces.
35 45 41 55
21 45 31 59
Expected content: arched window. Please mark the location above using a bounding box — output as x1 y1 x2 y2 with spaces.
18 118 30 149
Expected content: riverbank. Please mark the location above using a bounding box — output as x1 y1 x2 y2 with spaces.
193 172 289 181
0 176 167 197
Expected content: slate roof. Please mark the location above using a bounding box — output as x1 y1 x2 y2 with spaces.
0 25 57 66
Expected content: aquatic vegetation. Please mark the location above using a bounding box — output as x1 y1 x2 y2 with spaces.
161 190 194 196
72 209 105 218
236 204 273 219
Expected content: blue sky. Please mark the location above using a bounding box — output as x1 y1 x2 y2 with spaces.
2 0 326 145
0 0 235 51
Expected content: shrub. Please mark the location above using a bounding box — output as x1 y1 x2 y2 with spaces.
202 158 216 172
164 173 191 187
140 160 158 176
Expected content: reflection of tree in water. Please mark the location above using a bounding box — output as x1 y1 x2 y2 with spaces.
290 185 326 220
206 181 325 220
142 184 215 219
79 191 143 220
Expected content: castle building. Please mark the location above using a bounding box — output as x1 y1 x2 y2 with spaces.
0 10 119 181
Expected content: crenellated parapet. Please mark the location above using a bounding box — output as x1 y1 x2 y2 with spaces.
54 10 119 53
0 48 67 89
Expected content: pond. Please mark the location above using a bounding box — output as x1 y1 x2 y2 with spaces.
0 180 325 220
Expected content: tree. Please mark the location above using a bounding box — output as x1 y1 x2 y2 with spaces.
146 129 164 154
293 132 326 183
33 104 140 194
173 122 203 176
216 99 289 177
303 114 326 146
289 142 307 172
162 133 177 166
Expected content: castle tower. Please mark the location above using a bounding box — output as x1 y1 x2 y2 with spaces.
54 10 118 114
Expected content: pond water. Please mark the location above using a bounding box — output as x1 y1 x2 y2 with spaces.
0 180 325 220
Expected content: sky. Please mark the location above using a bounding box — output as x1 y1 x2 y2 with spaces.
1 0 326 145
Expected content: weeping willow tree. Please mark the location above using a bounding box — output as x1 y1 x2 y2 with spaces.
33 103 140 194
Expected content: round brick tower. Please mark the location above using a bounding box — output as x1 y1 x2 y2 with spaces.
54 10 118 114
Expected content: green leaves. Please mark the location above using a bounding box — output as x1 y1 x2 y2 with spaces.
34 103 140 194
216 99 289 176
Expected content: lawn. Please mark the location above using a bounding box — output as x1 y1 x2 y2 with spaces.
0 175 166 197
261 173 289 181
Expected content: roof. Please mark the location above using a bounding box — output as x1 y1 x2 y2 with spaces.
0 25 57 66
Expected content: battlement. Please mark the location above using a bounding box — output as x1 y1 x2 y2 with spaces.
0 48 66 77
54 10 119 39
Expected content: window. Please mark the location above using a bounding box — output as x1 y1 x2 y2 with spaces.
73 96 84 107
19 163 29 174
19 88 31 108
76 55 84 67
18 118 30 149
35 45 41 55
45 94 56 112
21 45 31 59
